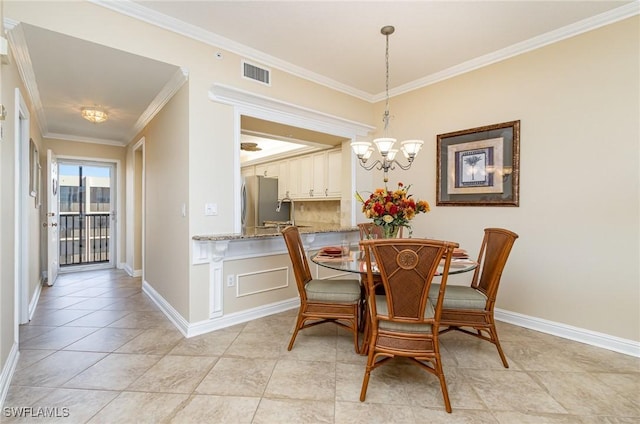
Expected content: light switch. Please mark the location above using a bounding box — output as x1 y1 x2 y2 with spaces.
205 203 218 216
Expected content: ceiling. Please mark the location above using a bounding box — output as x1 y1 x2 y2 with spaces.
7 1 636 147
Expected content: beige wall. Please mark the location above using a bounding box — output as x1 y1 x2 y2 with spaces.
363 17 639 341
0 42 45 369
140 83 191 318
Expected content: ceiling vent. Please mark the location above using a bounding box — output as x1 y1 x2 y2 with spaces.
242 60 270 86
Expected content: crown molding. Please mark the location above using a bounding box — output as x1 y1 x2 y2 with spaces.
209 83 375 139
127 66 189 141
5 23 49 137
89 0 373 102
382 1 640 101
44 132 126 147
93 0 639 103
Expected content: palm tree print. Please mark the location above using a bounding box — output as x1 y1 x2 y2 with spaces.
464 155 483 181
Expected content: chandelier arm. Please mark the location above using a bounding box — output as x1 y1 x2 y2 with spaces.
390 160 413 171
357 159 384 172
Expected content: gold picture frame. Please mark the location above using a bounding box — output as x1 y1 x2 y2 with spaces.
437 121 520 206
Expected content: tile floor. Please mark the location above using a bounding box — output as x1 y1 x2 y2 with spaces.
2 269 639 423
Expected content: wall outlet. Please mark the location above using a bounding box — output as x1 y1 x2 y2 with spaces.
226 275 235 287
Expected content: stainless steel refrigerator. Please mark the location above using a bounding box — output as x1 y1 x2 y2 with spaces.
241 175 290 228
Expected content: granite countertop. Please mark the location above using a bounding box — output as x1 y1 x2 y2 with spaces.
192 222 358 241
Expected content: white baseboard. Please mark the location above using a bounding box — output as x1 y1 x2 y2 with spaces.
141 279 298 339
186 298 299 338
495 308 640 358
0 342 19 408
28 282 42 321
138 281 639 357
122 263 142 278
141 280 190 337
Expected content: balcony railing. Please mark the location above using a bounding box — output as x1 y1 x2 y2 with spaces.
59 213 110 266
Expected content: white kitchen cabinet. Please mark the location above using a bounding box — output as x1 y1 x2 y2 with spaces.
312 152 326 197
255 163 279 178
277 161 290 199
325 149 342 197
287 158 301 198
254 148 342 200
298 155 314 198
241 166 255 178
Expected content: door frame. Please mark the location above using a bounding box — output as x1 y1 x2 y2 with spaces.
55 155 122 273
15 88 31 324
127 137 145 279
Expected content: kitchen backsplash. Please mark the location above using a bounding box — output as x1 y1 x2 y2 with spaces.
293 200 340 224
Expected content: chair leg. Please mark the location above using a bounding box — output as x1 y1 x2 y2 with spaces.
488 324 509 368
287 314 304 351
359 353 375 401
434 356 452 413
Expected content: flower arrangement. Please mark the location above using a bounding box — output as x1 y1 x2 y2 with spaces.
355 182 430 238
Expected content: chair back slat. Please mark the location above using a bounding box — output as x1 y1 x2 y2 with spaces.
281 226 311 301
472 228 519 301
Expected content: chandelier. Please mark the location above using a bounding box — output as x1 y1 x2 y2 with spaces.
81 106 108 124
351 25 423 182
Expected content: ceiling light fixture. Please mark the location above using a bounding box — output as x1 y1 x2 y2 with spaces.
240 142 262 152
351 25 423 183
81 106 108 124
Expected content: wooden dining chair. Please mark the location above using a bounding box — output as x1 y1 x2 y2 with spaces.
281 226 364 353
359 238 459 413
429 228 519 368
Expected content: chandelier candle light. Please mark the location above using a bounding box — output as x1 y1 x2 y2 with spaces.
351 25 424 183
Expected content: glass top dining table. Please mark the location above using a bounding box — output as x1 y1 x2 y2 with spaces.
310 247 478 276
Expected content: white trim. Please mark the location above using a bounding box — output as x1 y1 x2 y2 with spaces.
122 263 142 278
28 282 42 321
495 308 640 358
44 132 126 147
0 343 19 408
142 279 190 336
91 0 639 101
210 83 374 139
89 0 371 101
15 89 30 327
128 67 188 141
236 267 289 298
187 298 299 338
384 2 640 101
7 25 47 136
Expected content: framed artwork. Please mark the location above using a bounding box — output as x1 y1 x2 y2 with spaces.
437 120 520 206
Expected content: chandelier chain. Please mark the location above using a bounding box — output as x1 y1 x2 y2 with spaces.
383 30 390 133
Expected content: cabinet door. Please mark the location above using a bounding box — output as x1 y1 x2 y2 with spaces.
266 163 279 178
326 149 342 197
312 152 326 197
299 155 314 198
256 163 279 178
241 166 255 178
288 158 301 198
277 161 289 199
